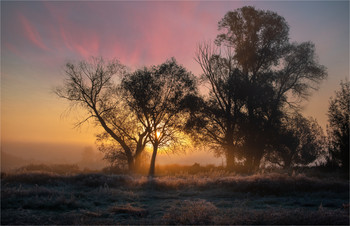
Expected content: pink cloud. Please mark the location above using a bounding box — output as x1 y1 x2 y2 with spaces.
45 2 209 66
58 24 100 59
43 2 101 59
18 13 49 51
126 2 218 68
37 1 219 70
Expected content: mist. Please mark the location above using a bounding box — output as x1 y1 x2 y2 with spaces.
1 141 222 172
1 141 108 172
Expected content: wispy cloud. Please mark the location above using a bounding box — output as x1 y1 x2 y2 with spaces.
18 13 49 51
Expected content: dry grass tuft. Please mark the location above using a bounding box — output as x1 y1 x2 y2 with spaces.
162 199 217 224
109 203 148 217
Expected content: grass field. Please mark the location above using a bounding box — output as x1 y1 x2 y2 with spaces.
1 171 349 225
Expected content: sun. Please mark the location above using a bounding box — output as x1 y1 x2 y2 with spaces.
156 131 161 139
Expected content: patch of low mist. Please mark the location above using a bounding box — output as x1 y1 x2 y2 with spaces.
78 146 107 170
157 149 223 166
1 141 108 172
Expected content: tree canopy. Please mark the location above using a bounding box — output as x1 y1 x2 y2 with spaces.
327 80 350 172
266 114 326 169
190 6 327 172
122 58 197 176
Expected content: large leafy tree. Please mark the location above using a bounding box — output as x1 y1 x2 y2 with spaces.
327 80 350 172
266 114 326 169
122 58 197 176
216 6 289 75
192 6 327 172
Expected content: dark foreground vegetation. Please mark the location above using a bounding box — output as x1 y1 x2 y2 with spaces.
2 166 349 225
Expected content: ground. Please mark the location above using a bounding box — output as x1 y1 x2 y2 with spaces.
1 172 349 225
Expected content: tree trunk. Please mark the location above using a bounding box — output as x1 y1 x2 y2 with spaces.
283 160 291 170
133 130 149 172
245 153 261 173
127 157 135 172
94 110 135 172
251 156 260 173
244 133 265 173
133 153 143 171
225 148 235 170
282 154 293 170
133 145 145 172
244 155 253 173
149 143 158 177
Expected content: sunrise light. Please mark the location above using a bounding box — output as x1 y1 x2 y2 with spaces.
1 1 349 225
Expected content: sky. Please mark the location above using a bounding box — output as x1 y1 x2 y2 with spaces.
1 1 349 166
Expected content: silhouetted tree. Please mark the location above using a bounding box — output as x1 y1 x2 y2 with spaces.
266 114 326 169
192 6 327 172
94 96 151 171
216 6 289 76
122 58 197 176
55 57 149 171
327 80 349 172
190 44 247 169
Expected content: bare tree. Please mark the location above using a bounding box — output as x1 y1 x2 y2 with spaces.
55 57 149 171
190 43 246 169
